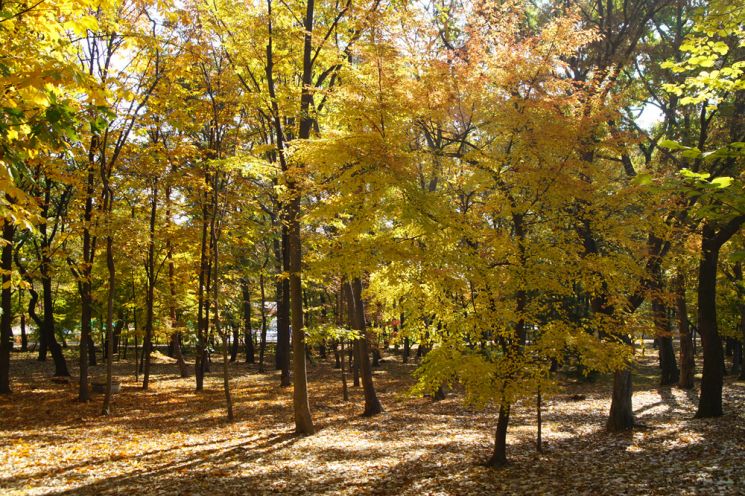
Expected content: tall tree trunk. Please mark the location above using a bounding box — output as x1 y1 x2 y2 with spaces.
166 186 188 378
676 272 695 389
142 181 157 391
79 170 94 401
652 268 678 385
288 198 313 433
102 233 115 415
0 222 15 394
241 279 254 363
345 279 383 416
195 194 210 392
18 290 27 352
259 272 268 372
213 208 233 421
277 229 291 386
696 227 724 417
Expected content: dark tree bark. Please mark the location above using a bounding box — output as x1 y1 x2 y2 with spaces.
651 266 679 385
607 367 634 431
277 230 291 386
195 190 211 392
258 271 268 372
142 180 158 391
345 279 383 416
487 404 510 467
166 186 189 378
0 222 15 394
676 272 695 389
18 290 27 352
696 217 744 418
241 279 254 363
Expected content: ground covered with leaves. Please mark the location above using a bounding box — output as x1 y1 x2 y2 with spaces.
1 349 744 495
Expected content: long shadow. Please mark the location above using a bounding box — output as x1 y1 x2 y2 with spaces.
48 431 300 495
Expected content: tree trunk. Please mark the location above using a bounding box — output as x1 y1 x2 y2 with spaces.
195 196 210 392
142 181 157 391
652 281 679 385
0 222 15 394
696 228 724 418
676 272 695 389
102 233 115 415
19 290 27 352
346 279 383 416
259 272 268 372
486 403 510 467
277 230 291 386
241 280 254 363
340 339 348 401
607 368 634 431
288 196 314 433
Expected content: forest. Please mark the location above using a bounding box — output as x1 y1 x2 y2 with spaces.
0 0 744 493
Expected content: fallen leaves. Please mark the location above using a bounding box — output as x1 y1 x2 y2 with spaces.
0 351 743 495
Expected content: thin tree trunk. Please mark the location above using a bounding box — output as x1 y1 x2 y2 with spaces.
166 186 189 378
340 339 348 401
19 290 27 352
102 233 115 415
259 272 268 372
241 279 254 363
142 181 157 391
346 279 383 416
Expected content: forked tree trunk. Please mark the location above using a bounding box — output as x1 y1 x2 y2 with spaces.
345 279 383 416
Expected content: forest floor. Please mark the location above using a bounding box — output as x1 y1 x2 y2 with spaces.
1 347 744 495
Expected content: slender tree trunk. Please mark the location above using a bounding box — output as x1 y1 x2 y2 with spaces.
676 272 695 389
278 230 291 386
166 186 189 378
196 196 210 391
142 181 157 391
259 272 268 372
102 233 115 415
0 222 15 394
340 339 348 401
651 267 678 385
19 290 27 352
345 279 383 416
213 209 233 421
241 279 255 363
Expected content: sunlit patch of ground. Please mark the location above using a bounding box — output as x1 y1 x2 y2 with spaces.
1 348 743 495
